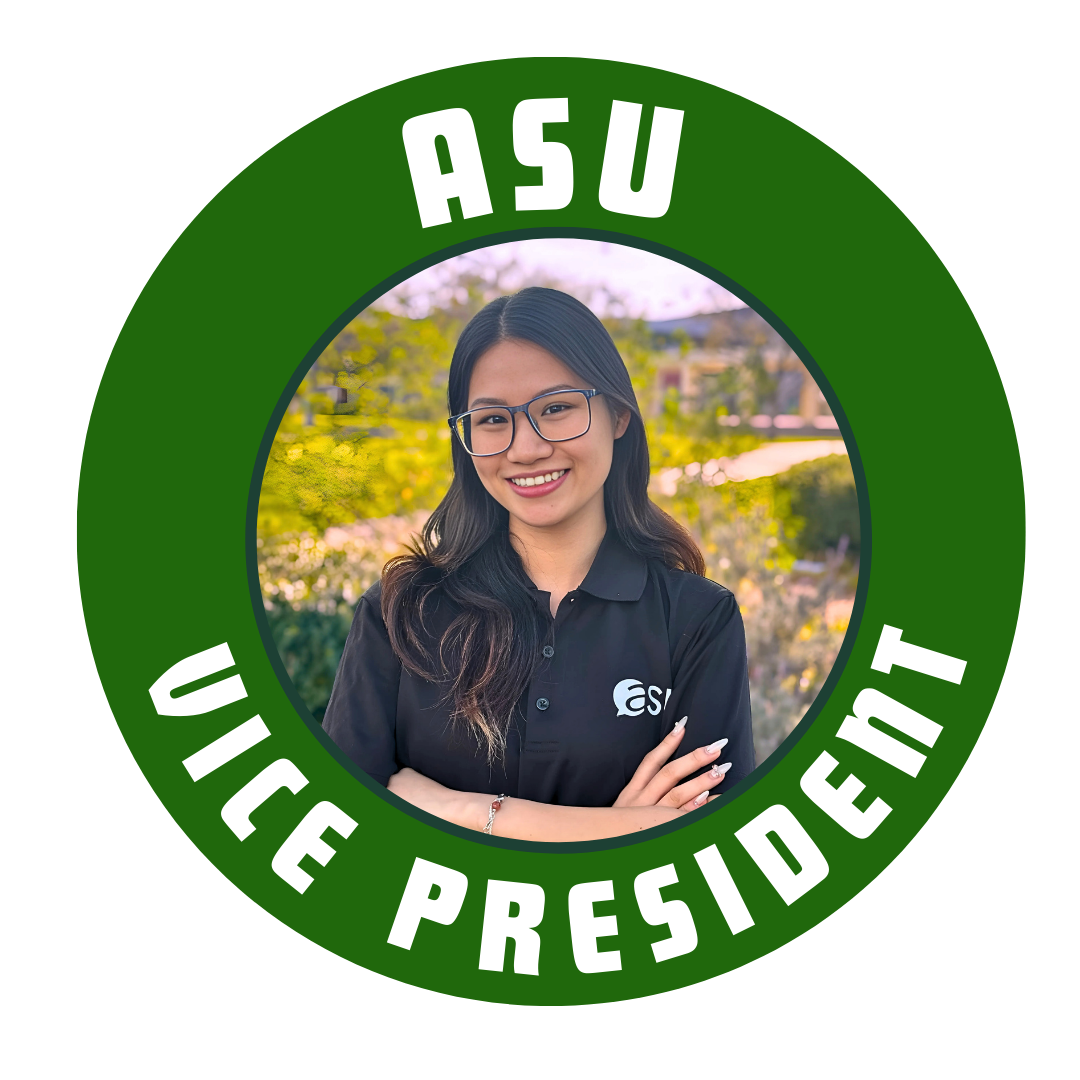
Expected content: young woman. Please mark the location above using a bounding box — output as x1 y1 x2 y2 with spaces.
323 287 754 841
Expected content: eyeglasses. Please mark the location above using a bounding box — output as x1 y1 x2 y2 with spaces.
448 389 601 457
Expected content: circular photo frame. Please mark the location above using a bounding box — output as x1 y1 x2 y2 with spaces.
79 57 1023 1005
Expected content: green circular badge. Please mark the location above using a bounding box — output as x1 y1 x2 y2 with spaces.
79 58 1023 1004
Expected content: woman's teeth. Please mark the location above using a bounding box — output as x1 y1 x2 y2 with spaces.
510 470 567 488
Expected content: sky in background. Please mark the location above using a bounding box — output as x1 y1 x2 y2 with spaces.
376 237 745 321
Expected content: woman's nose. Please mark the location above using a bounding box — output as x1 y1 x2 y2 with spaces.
506 414 553 460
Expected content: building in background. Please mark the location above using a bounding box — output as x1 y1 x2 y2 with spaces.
646 309 835 429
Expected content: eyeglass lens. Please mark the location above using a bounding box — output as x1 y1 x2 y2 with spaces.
456 391 591 455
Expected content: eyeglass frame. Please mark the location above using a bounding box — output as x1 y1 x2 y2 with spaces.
447 388 602 457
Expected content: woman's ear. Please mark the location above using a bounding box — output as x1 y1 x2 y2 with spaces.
613 407 632 439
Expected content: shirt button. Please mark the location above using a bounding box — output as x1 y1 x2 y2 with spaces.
542 645 555 659
536 697 550 711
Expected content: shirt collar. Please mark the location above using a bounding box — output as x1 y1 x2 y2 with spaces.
577 528 648 602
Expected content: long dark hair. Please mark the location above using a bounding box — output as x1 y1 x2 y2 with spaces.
381 287 704 761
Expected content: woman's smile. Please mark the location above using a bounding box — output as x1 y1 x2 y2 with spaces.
506 467 570 496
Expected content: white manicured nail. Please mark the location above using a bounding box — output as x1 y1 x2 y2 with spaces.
705 738 728 754
693 791 709 806
673 716 687 732
710 761 733 778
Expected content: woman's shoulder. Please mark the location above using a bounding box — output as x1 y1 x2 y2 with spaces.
647 558 735 601
357 566 453 629
646 559 738 625
360 558 444 601
355 577 383 613
351 578 386 631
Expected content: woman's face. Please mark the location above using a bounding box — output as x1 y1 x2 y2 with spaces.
464 339 630 532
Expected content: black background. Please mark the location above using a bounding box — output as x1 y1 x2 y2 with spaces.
79 59 1015 1015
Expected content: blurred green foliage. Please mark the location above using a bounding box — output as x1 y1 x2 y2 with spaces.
776 454 861 556
258 306 460 537
266 606 354 723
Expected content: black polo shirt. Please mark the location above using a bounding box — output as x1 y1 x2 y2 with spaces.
322 529 755 806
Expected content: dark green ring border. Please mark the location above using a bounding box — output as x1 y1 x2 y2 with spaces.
244 225 873 854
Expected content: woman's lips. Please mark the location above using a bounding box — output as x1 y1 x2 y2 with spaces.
505 469 570 498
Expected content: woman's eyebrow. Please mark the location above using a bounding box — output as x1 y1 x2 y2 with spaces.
469 384 578 408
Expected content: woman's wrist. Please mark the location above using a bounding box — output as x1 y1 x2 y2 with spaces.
456 790 497 832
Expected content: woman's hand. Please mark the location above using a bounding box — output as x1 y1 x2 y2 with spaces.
612 719 731 812
387 768 492 831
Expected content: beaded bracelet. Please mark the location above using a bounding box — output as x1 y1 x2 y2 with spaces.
483 794 509 835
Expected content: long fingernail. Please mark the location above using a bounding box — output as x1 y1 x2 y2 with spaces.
705 737 729 754
693 790 709 805
710 761 733 778
673 716 688 732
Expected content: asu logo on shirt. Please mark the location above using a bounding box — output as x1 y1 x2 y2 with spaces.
613 679 672 717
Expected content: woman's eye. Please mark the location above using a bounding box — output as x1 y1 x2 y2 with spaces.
542 403 571 415
477 414 506 425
